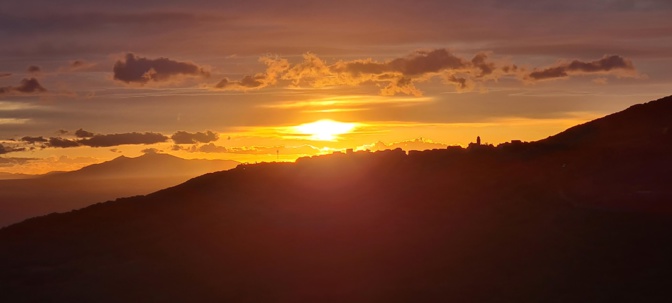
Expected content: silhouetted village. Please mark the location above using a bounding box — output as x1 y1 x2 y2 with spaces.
1 96 671 302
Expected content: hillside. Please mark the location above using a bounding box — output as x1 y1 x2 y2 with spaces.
541 95 672 149
0 96 671 302
0 154 239 227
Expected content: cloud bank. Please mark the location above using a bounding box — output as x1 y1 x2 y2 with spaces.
213 49 635 95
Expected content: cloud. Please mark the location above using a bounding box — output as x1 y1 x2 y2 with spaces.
27 65 41 73
0 73 11 78
74 128 94 138
526 55 637 81
0 144 26 154
78 132 168 147
215 49 518 95
171 130 219 144
113 53 210 85
48 137 80 148
214 50 639 95
0 78 47 94
20 136 48 144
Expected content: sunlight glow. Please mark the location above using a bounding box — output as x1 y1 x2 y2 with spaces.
294 120 357 141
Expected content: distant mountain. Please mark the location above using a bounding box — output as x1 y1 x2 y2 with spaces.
45 152 239 180
1 97 671 302
0 172 34 180
0 154 239 227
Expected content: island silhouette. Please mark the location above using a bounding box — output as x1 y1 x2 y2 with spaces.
1 96 671 302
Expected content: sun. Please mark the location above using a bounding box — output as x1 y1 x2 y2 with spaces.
294 119 357 141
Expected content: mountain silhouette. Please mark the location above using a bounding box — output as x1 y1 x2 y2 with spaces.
0 172 32 180
43 152 239 180
1 96 671 302
0 153 239 227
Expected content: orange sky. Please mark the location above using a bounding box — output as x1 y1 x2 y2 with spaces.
1 0 671 174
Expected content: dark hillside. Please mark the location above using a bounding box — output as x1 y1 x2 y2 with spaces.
1 97 672 302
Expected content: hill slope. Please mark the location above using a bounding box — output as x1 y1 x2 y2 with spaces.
1 96 671 302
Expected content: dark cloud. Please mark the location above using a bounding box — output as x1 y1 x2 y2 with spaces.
386 49 468 76
471 52 496 77
0 78 47 94
74 128 94 138
79 132 168 147
48 137 80 148
113 53 210 85
527 55 636 80
20 136 48 144
27 65 41 73
0 144 26 154
171 130 219 144
0 73 10 78
57 129 69 135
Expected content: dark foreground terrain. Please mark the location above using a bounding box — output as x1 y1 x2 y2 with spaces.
1 96 671 302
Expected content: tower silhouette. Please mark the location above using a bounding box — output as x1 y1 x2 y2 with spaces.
476 136 481 145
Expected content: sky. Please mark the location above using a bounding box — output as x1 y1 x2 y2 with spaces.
1 0 671 174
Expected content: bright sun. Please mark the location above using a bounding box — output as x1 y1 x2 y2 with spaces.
294 119 357 141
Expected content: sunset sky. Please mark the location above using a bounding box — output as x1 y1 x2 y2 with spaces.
1 0 671 174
